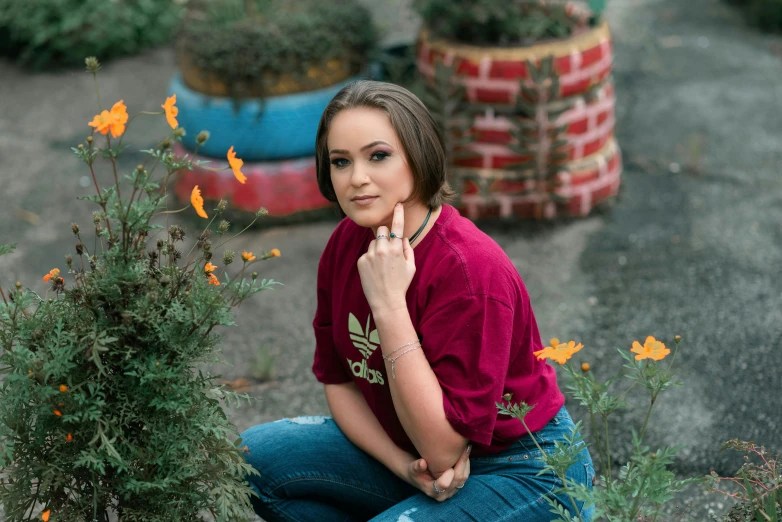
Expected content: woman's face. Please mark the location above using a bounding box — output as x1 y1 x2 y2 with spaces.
327 107 415 229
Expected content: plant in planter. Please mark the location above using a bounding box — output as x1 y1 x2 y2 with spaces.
0 0 183 70
0 58 280 521
413 0 621 220
170 0 377 223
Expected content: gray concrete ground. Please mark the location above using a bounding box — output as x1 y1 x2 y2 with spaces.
1 0 781 519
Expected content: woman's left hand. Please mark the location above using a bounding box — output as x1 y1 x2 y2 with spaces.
357 203 416 315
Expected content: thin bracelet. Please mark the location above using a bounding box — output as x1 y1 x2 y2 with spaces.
386 345 421 379
382 340 420 360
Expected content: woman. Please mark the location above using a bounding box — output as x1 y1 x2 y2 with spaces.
241 80 594 521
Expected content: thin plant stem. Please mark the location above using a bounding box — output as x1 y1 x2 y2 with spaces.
603 414 612 479
628 473 648 520
638 397 656 442
92 73 103 112
520 417 585 522
589 409 607 477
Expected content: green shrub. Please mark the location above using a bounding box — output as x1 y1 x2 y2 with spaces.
177 0 377 98
0 58 281 521
412 0 603 46
0 0 183 70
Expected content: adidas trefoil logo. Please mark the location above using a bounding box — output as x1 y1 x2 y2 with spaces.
349 313 379 359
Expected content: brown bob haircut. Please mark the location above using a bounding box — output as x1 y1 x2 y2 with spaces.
315 80 453 213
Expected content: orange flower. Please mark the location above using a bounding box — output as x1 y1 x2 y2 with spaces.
66 433 73 442
204 262 217 273
270 248 281 258
207 273 220 286
53 410 62 417
630 336 670 361
191 186 208 219
42 510 51 521
43 268 60 282
162 94 178 129
581 362 591 372
59 384 68 393
227 146 247 184
533 338 583 365
88 100 128 138
241 251 256 262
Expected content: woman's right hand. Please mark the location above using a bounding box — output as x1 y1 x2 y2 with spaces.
402 444 472 502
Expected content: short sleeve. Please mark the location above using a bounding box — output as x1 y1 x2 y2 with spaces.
419 295 514 446
311 232 352 385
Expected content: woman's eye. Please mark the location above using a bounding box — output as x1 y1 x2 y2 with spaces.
330 158 350 168
370 151 389 162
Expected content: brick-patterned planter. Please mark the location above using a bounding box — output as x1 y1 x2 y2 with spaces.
417 22 614 105
458 81 616 170
416 21 622 219
172 143 331 218
455 138 622 220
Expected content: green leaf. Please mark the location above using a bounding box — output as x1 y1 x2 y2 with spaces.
0 244 16 256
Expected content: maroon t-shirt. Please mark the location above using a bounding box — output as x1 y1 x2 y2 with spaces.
312 204 564 456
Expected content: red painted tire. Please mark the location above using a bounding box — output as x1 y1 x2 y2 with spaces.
455 138 622 220
417 22 614 104
457 81 616 169
173 142 330 217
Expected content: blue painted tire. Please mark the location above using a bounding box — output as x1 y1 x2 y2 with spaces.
170 73 363 161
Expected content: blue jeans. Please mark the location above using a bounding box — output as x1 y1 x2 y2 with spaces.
241 406 595 522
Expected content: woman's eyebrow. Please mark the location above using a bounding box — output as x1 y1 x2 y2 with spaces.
328 140 392 155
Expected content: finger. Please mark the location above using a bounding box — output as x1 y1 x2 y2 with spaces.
403 237 415 263
415 458 427 474
436 468 454 491
391 202 405 240
375 225 390 242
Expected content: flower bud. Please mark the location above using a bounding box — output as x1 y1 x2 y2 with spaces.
157 239 165 250
674 335 682 344
223 250 235 265
196 130 210 145
204 251 213 261
95 224 103 234
581 362 591 372
86 136 93 144
77 144 84 150
75 243 84 255
92 213 101 225
161 138 172 150
85 56 101 73
502 392 513 402
173 127 186 138
160 276 171 286
59 384 68 393
15 281 21 289
137 164 145 172
217 199 227 213
71 223 80 235
202 241 212 253
65 255 73 267
218 220 230 234
256 207 268 218
251 272 258 280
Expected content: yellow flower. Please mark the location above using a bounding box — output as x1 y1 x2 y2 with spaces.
533 338 583 365
43 268 60 283
204 262 217 273
42 510 51 521
162 94 179 129
191 186 208 219
631 336 671 361
270 248 281 258
227 146 247 184
242 251 256 262
88 100 128 138
207 273 220 286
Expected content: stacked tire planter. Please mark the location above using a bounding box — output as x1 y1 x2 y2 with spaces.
170 64 361 220
417 22 622 220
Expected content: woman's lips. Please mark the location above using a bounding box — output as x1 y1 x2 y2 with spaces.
352 196 379 207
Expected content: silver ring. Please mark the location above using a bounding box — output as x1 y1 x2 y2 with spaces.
376 234 388 240
432 481 446 494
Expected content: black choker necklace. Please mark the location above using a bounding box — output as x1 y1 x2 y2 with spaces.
409 207 432 245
